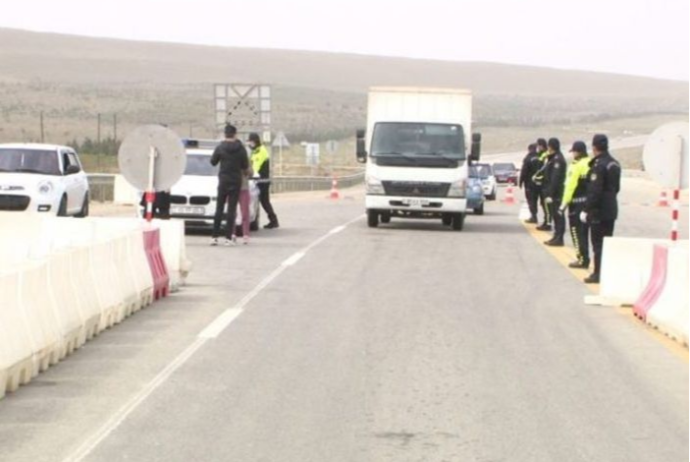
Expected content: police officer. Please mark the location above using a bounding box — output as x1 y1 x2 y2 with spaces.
248 133 279 229
582 134 621 284
542 138 567 246
559 141 590 268
210 124 249 246
519 143 541 224
532 138 552 231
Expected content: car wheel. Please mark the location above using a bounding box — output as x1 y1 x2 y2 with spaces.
442 214 452 226
474 203 484 215
367 210 379 228
57 195 68 217
451 213 465 231
75 193 89 218
487 190 497 201
380 213 391 224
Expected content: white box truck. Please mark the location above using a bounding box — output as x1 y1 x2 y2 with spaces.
356 87 481 230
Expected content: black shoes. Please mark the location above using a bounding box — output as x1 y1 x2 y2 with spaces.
544 239 564 247
584 273 600 284
536 224 552 231
264 221 279 229
569 261 590 269
524 217 538 224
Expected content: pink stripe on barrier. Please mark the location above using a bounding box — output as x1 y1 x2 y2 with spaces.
633 245 668 320
143 228 169 300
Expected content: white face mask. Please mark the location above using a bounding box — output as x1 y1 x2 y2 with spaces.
247 142 256 149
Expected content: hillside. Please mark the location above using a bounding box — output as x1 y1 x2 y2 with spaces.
0 27 687 144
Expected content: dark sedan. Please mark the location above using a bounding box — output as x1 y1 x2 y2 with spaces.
492 162 519 185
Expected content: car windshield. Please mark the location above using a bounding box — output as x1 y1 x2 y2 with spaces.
371 123 466 160
471 165 493 179
0 148 61 176
493 163 516 172
184 154 218 176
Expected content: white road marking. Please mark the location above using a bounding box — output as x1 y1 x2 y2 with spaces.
62 214 364 462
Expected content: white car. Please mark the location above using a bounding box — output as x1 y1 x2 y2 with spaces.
0 143 89 216
168 142 260 233
472 163 497 201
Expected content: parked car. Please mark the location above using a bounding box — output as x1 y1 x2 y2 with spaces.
166 140 260 233
466 170 485 215
472 163 497 200
492 162 519 185
0 143 89 216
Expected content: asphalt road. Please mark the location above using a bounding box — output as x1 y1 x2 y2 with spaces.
0 187 687 462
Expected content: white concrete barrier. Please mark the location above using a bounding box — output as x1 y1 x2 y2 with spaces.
114 174 141 206
589 237 669 306
47 251 87 356
0 271 35 398
90 240 126 330
154 219 192 291
67 246 103 340
646 243 690 345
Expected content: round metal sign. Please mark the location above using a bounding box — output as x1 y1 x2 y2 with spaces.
642 121 689 190
118 125 187 191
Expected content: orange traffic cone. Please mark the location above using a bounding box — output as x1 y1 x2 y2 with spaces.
502 185 516 205
330 176 340 200
657 190 669 207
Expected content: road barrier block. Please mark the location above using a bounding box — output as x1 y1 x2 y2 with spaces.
154 219 192 292
633 245 668 320
47 251 87 357
0 271 34 398
143 228 170 300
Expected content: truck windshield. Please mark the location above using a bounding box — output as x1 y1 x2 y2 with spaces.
184 155 218 176
371 123 466 160
0 148 61 176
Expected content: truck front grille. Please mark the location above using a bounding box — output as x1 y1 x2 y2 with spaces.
382 181 450 198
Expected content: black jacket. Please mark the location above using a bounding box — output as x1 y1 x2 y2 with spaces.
585 152 621 222
211 140 249 184
543 151 567 202
520 150 542 189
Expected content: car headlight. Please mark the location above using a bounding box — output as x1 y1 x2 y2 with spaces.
448 179 467 198
37 181 54 195
366 176 384 195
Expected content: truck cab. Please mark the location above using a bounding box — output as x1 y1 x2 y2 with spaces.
356 87 481 231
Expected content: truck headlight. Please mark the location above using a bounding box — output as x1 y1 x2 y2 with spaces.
38 181 54 195
448 179 467 198
366 176 384 195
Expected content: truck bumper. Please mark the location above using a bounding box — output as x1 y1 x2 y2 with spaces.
365 195 467 216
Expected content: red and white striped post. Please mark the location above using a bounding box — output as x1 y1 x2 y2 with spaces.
145 146 157 222
671 189 680 241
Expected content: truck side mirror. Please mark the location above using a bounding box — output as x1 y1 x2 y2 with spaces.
356 129 367 164
470 133 482 162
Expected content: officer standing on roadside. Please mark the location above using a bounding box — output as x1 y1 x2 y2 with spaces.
559 141 590 268
542 138 567 246
519 143 541 224
532 138 552 231
248 133 279 229
582 134 621 284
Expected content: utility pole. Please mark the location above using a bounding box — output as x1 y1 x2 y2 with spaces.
113 114 118 142
39 111 45 143
97 113 102 144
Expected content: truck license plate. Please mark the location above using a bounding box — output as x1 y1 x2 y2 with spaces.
402 198 430 206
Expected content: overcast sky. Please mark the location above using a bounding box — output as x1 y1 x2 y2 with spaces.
2 0 688 80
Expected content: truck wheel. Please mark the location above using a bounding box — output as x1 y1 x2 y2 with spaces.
380 213 391 224
367 210 379 228
474 203 484 215
442 214 452 226
451 213 465 231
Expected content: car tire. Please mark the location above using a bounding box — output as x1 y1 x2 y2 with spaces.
474 203 484 215
57 195 68 217
451 213 465 231
367 210 379 228
442 214 452 226
380 213 391 224
75 193 89 218
487 190 497 201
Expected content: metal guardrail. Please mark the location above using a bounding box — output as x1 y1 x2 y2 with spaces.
87 171 365 202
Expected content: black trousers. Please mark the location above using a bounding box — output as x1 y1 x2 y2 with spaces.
213 181 241 239
591 220 616 277
258 183 278 224
539 189 551 225
568 206 590 264
548 200 565 241
525 186 539 220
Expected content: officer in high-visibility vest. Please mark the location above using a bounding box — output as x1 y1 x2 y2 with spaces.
248 133 279 229
559 141 590 268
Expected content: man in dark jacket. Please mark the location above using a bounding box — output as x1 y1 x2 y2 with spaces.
210 124 249 246
582 134 621 284
542 138 567 246
519 143 541 224
533 138 552 231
